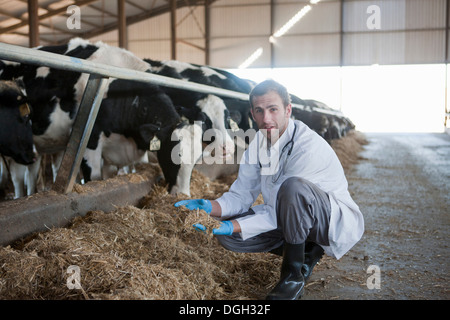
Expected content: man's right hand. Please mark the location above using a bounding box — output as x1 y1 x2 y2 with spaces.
174 199 212 214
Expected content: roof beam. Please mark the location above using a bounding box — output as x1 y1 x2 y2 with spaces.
57 0 217 45
0 0 99 35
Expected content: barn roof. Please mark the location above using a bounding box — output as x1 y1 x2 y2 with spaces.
0 0 209 47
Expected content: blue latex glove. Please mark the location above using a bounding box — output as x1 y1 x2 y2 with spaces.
174 199 212 214
193 223 207 233
192 221 234 236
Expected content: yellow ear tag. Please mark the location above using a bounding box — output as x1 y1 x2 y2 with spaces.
19 103 31 117
149 136 161 151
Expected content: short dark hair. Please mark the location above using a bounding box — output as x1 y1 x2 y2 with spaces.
249 79 291 109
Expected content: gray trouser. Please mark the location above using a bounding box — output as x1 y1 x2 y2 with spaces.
216 177 331 253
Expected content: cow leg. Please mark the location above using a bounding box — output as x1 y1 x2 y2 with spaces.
0 157 8 190
170 124 203 196
171 162 196 196
51 151 64 182
82 146 103 181
9 160 26 199
25 154 42 196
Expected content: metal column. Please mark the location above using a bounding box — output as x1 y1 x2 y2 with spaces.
52 74 109 194
118 0 128 49
27 0 39 47
205 0 211 65
170 0 177 60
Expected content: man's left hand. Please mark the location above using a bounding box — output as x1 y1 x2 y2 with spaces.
192 221 234 236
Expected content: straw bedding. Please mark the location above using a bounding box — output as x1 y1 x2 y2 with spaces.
0 131 367 300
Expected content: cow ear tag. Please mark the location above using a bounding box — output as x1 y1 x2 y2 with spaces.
19 103 31 117
149 136 161 151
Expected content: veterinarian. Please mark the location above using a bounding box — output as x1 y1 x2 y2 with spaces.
174 79 364 300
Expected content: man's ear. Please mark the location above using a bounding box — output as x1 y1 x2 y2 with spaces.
250 107 255 121
285 103 292 118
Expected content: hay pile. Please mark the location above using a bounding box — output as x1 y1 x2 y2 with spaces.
330 131 368 171
183 209 222 236
0 131 367 300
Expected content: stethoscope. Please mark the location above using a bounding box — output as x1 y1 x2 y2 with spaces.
258 123 298 183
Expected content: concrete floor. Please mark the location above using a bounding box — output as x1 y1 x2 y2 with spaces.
304 132 450 300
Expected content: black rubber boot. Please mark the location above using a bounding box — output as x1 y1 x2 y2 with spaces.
266 242 305 300
302 241 324 281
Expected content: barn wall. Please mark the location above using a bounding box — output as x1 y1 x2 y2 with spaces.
87 0 449 68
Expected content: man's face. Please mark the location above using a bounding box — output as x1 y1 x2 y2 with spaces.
250 90 292 143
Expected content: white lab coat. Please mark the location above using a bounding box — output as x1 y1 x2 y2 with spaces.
216 119 364 259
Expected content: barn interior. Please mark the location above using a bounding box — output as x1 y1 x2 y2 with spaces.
0 0 448 303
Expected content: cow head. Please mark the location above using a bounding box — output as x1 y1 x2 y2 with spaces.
196 94 236 162
0 80 36 165
150 118 203 197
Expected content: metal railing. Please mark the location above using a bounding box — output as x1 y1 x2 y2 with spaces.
0 41 344 193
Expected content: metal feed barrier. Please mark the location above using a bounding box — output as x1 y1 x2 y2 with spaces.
0 41 343 194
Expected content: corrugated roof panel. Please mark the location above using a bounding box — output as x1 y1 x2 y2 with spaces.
177 38 206 65
210 36 271 68
404 30 446 64
274 33 341 67
130 39 170 61
343 29 445 65
212 0 270 7
176 6 205 39
343 0 445 32
128 12 170 40
210 3 270 37
405 0 446 29
273 0 340 35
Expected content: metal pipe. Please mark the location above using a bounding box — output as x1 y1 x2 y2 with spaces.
0 42 249 101
0 42 344 115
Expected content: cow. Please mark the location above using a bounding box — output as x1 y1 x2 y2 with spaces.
0 39 188 196
80 78 181 183
0 79 41 199
0 79 35 165
1 38 235 197
291 96 354 143
0 152 42 199
143 59 262 182
143 59 245 192
145 59 237 157
199 64 257 132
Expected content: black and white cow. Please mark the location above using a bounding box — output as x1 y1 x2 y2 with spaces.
81 78 181 183
302 99 355 142
290 95 331 141
147 59 256 130
0 39 187 196
0 38 248 197
0 79 41 199
290 96 354 143
145 59 238 155
143 59 246 193
0 79 35 165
